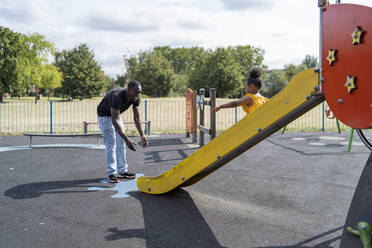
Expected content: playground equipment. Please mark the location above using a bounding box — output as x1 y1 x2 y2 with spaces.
342 153 372 248
324 107 342 133
185 88 217 147
82 121 152 135
185 89 197 143
319 3 372 246
23 132 102 147
138 1 371 246
137 3 371 187
138 69 323 193
197 88 216 147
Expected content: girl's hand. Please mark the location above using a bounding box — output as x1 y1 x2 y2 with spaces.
211 106 221 113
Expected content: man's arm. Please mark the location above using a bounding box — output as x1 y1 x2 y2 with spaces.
133 106 148 148
111 108 137 151
211 96 253 113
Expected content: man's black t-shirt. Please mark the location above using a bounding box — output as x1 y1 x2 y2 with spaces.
97 88 140 117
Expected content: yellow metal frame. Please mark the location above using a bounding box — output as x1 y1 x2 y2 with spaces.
137 69 319 194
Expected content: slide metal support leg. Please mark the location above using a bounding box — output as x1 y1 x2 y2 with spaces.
348 128 355 152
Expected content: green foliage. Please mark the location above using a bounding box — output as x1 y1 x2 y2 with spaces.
283 63 306 82
55 44 103 98
0 26 22 101
99 74 128 93
153 46 206 74
0 26 61 101
101 75 116 92
284 55 319 82
302 55 318 68
18 33 62 91
113 75 126 87
126 47 315 98
40 64 63 89
261 70 286 98
128 51 176 97
127 45 265 98
228 45 266 78
189 48 244 97
261 54 319 98
170 74 189 96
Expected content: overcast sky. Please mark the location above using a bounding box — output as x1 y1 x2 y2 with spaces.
1 0 370 76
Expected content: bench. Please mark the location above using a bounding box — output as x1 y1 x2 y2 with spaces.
83 121 151 135
23 133 102 147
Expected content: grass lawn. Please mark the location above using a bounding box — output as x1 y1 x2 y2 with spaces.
1 96 350 134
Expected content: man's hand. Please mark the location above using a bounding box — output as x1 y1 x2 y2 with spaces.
141 136 149 148
125 139 137 151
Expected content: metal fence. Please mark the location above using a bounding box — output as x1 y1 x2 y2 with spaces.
0 99 350 134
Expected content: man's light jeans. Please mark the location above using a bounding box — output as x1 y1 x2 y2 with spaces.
98 116 128 176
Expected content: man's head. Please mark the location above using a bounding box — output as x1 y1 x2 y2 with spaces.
127 80 142 101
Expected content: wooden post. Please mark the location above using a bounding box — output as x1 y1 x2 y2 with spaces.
192 93 197 143
185 88 197 142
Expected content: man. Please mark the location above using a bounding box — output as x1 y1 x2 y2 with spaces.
97 80 148 183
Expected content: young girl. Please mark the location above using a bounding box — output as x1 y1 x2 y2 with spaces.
211 67 268 114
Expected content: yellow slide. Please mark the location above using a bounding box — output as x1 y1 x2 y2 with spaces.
137 69 324 194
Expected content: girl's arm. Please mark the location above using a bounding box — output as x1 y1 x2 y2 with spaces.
211 96 253 113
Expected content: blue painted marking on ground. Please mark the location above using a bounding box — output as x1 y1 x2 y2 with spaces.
0 146 32 152
88 174 144 198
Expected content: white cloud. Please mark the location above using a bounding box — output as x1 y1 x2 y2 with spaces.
221 0 276 11
1 0 371 75
83 15 159 33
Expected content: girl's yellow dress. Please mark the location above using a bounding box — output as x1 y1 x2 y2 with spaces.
241 93 268 115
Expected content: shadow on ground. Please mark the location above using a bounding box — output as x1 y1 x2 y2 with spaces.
144 136 198 163
4 178 343 248
266 139 363 156
255 226 342 248
4 179 105 199
146 137 186 147
105 189 226 248
144 148 195 163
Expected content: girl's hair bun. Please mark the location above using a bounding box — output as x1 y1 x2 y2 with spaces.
249 67 261 79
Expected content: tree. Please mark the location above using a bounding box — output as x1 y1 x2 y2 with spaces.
189 48 244 97
113 75 126 87
0 26 22 102
126 45 265 97
283 63 306 82
55 44 103 98
128 51 176 97
18 33 62 99
39 64 63 90
284 55 318 82
101 75 116 92
0 27 62 101
153 46 206 74
302 55 318 68
261 70 286 98
153 46 207 96
170 74 189 96
262 55 319 98
228 45 266 78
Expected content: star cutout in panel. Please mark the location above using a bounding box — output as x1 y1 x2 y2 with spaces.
326 49 337 66
344 75 357 94
351 26 364 45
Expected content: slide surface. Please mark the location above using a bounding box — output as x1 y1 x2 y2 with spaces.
137 69 322 194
